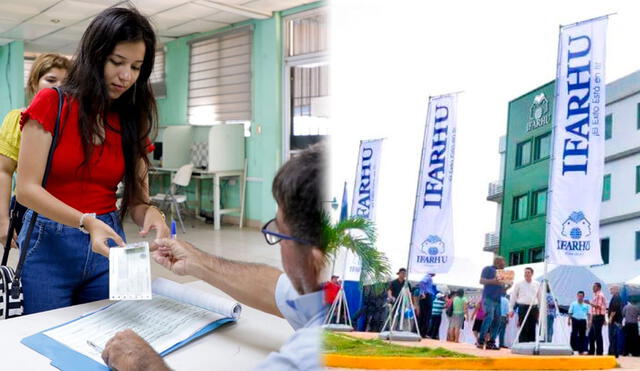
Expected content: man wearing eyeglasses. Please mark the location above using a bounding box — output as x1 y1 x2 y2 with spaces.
101 145 325 371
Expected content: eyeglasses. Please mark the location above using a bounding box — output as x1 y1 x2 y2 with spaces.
261 218 310 245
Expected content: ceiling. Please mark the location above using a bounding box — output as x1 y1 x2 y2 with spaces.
0 0 312 54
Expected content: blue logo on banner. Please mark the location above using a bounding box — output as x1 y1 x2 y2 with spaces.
557 211 592 253
417 235 447 264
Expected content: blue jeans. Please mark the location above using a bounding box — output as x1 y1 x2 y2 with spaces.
608 322 622 357
18 210 125 314
547 314 554 342
478 297 501 344
498 316 508 347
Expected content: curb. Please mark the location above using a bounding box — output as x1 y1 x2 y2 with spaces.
324 354 618 370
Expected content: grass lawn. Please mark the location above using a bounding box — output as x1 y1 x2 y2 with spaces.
324 332 475 358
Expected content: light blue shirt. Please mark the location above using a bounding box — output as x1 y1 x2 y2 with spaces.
500 296 509 316
418 274 434 296
254 273 325 371
569 300 590 320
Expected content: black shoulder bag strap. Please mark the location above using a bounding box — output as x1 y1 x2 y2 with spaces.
10 87 64 299
1 204 21 266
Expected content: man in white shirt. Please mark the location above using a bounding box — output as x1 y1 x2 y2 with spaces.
509 267 540 343
101 145 326 371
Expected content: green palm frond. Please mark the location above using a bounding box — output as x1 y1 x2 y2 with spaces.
323 213 391 287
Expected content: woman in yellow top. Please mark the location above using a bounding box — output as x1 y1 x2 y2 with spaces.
0 53 71 248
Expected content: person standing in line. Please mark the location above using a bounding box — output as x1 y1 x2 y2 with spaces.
607 285 623 358
471 297 486 343
509 267 540 343
498 291 510 348
568 291 590 355
387 268 412 304
476 256 508 350
545 285 556 343
587 282 608 356
621 300 640 356
428 292 445 340
447 288 467 343
445 292 454 341
417 273 435 338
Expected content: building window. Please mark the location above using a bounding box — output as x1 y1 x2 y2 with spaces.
605 114 613 140
636 165 640 194
529 247 544 263
188 27 252 125
600 238 609 265
636 231 640 260
509 251 524 266
637 103 640 130
516 140 532 167
150 47 166 98
533 132 551 161
602 174 611 201
512 194 529 221
531 189 547 216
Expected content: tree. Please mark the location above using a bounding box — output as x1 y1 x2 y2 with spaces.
323 214 391 287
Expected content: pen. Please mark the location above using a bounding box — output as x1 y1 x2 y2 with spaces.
171 220 177 239
87 339 104 353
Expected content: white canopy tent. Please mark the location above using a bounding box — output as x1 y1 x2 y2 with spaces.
506 263 611 306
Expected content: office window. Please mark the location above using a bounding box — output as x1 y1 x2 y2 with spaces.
285 9 328 57
636 231 640 260
637 103 640 130
531 189 547 216
512 194 529 221
188 27 252 125
602 174 611 201
534 132 551 161
516 140 532 167
605 114 613 140
636 165 640 194
529 247 544 263
150 48 166 98
509 251 524 266
600 238 609 265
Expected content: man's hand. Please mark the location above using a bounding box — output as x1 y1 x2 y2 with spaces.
152 238 204 276
508 311 514 318
102 329 169 371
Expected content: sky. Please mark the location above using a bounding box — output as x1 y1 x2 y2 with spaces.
328 0 640 282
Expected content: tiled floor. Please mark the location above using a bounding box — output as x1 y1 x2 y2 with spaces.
6 217 283 285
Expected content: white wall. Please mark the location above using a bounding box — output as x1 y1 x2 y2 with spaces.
601 153 640 220
591 219 640 283
605 92 640 158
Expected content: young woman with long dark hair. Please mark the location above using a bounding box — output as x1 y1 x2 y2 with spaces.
16 6 169 314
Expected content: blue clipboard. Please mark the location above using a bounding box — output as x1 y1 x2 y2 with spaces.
22 304 236 371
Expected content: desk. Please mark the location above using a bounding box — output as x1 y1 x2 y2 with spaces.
150 164 247 231
0 280 293 370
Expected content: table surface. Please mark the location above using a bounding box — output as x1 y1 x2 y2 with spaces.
0 280 293 370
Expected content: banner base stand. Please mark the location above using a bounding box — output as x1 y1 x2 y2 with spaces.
323 324 354 332
377 284 422 342
379 331 421 342
511 342 573 355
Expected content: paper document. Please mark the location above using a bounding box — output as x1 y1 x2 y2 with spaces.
44 295 226 366
109 242 152 300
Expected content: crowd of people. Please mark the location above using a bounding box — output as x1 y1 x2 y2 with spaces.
327 255 640 359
